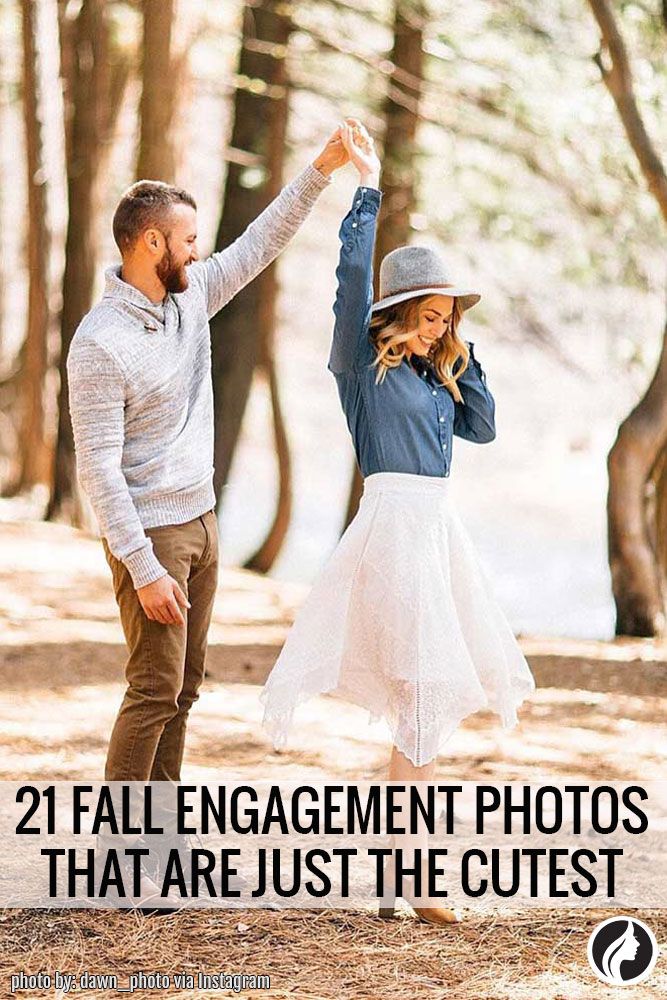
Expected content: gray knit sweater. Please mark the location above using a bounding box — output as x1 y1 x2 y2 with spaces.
68 163 330 589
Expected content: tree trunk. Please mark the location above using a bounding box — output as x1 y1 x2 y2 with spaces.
136 0 176 182
12 0 54 492
210 1 291 504
588 0 667 223
343 0 424 531
587 0 667 634
607 315 667 635
0 84 6 355
244 354 292 572
47 0 109 524
243 15 293 572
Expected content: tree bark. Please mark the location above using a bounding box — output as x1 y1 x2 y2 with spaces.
587 0 667 634
136 0 177 182
47 0 109 523
12 0 54 492
210 1 291 506
607 316 667 635
0 75 6 355
243 14 293 572
244 352 293 573
343 0 424 531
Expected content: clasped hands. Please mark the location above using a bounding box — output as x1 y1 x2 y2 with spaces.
313 117 381 187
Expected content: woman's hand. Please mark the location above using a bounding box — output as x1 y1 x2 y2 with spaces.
312 125 349 177
340 117 381 188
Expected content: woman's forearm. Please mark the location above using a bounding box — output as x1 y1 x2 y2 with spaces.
358 170 381 189
453 342 496 443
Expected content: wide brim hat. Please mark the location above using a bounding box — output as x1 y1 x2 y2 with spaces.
371 245 481 314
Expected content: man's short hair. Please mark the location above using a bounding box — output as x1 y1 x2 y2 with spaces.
112 180 197 255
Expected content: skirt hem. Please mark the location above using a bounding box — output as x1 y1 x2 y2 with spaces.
260 670 536 768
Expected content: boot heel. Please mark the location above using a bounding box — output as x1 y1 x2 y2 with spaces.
377 859 396 918
377 893 396 919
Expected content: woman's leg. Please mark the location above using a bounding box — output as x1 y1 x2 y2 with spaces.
388 745 435 855
385 745 459 921
389 745 436 781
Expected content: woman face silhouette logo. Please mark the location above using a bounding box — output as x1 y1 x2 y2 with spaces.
602 921 640 982
588 916 658 986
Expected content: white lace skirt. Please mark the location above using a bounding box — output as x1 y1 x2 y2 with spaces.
260 471 536 766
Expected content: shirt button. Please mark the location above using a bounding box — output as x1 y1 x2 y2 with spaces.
351 222 358 228
442 443 447 451
431 389 437 396
439 416 445 423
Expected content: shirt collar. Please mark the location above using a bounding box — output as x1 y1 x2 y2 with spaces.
102 265 167 325
408 353 433 373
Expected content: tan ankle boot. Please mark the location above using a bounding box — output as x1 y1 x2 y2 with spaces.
378 858 460 925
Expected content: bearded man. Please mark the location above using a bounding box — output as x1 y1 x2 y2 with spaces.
67 128 348 792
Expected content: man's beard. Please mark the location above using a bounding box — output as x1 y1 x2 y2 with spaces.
156 240 189 294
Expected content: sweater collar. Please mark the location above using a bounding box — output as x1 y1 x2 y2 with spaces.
103 265 168 325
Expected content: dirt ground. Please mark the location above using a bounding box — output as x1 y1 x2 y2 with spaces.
0 520 665 999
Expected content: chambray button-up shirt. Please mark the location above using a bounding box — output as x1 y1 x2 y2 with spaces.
327 186 496 478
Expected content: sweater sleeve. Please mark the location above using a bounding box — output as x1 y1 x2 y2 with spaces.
188 163 331 320
453 341 496 443
67 338 168 589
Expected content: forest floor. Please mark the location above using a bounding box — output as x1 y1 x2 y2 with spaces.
0 520 665 999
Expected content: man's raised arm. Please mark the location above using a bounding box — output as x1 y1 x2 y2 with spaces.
189 128 347 319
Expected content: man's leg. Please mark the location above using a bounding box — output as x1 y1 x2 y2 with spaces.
102 519 200 782
149 510 219 782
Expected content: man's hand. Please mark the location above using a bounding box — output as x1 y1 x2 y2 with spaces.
137 575 190 626
312 125 349 176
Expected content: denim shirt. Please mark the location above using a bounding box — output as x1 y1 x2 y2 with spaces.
327 186 496 478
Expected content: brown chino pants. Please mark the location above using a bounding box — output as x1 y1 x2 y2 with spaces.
101 510 219 783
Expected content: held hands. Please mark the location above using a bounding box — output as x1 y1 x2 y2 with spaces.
312 118 381 187
137 574 190 626
312 125 350 176
339 117 381 188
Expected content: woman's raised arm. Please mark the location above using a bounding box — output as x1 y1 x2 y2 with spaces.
328 119 383 375
328 185 382 374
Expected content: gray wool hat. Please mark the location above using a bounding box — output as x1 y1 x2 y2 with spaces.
372 245 481 314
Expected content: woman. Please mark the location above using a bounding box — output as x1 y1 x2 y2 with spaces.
260 120 536 925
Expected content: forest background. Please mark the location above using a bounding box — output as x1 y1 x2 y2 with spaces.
1 0 667 641
1 7 667 996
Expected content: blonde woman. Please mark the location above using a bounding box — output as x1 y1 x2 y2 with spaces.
260 120 536 925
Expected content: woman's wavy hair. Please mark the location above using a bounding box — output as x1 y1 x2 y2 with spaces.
368 294 469 403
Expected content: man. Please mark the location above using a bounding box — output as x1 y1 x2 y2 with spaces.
67 127 350 910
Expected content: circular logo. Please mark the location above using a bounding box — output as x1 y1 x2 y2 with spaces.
587 916 658 986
